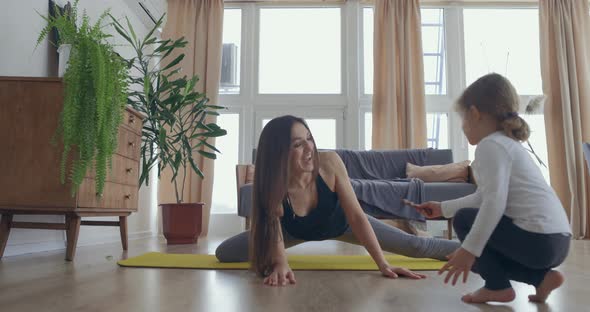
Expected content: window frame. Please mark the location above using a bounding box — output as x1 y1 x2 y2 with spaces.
210 110 243 214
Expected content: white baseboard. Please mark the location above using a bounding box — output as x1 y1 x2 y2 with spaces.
3 231 156 258
3 241 67 258
76 230 155 247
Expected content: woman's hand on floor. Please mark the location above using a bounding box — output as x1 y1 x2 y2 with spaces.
379 263 427 279
438 247 475 286
263 262 296 286
414 201 443 219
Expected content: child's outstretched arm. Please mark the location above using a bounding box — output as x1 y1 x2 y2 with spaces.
441 190 482 218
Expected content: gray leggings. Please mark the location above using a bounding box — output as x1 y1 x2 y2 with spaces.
215 214 460 262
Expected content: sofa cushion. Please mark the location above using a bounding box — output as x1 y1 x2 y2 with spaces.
335 149 453 179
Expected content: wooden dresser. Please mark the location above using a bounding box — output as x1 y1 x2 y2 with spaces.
0 77 143 260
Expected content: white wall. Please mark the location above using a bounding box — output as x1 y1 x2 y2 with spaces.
1 0 164 257
0 0 53 76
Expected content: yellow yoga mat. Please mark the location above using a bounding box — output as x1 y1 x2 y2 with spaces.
117 252 445 271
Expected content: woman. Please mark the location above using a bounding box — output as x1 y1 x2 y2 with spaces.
216 115 459 286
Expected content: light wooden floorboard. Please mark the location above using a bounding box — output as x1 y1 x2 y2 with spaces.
1 232 589 312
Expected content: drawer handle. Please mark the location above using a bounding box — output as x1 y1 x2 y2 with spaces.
124 194 132 200
128 141 136 148
126 168 133 173
128 115 135 124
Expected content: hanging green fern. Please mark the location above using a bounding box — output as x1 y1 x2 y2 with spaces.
38 0 128 196
36 0 79 47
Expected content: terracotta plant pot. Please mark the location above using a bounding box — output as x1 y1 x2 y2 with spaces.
161 203 203 245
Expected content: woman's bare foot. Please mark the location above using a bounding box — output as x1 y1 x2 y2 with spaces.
528 270 564 303
461 287 516 303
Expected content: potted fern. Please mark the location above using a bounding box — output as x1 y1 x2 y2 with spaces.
37 0 129 196
111 15 226 244
43 1 76 76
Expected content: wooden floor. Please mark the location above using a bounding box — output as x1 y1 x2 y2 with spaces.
1 232 589 312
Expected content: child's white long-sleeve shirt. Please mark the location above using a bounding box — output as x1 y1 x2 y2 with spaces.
441 131 571 257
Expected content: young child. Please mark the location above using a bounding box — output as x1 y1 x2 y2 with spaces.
415 73 572 304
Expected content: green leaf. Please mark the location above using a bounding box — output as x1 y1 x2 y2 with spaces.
142 14 165 45
204 105 226 110
188 156 204 178
126 16 138 47
199 140 221 153
111 19 134 47
143 37 157 46
162 54 185 72
198 150 217 159
154 39 172 53
173 151 182 168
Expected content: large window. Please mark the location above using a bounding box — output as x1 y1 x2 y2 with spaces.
364 112 449 150
463 9 541 95
259 8 341 94
263 118 337 149
426 113 449 149
214 4 551 216
523 115 550 181
220 9 241 94
362 7 449 153
211 114 240 214
421 9 446 95
362 8 373 95
463 8 548 182
363 8 446 95
467 115 550 182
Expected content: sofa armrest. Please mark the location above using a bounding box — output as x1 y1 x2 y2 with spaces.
238 184 254 218
236 164 255 208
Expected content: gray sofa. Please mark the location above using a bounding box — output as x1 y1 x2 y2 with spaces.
237 149 476 236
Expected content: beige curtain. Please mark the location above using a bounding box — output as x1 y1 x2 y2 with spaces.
372 0 427 149
161 0 224 236
540 0 590 239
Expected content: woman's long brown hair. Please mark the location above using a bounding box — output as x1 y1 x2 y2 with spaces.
249 115 319 277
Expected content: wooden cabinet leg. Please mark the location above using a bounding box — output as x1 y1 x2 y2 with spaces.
119 216 128 250
65 215 81 261
447 219 453 240
1 214 14 258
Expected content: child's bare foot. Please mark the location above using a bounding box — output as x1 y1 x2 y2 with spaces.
461 287 516 303
528 270 564 303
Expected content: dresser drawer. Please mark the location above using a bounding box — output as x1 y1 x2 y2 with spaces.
78 179 138 210
122 108 143 134
116 127 141 161
86 154 139 186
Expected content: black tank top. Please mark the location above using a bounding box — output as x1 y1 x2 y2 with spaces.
281 174 349 241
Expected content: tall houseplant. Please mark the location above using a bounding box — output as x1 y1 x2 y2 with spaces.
37 0 129 196
111 15 226 244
